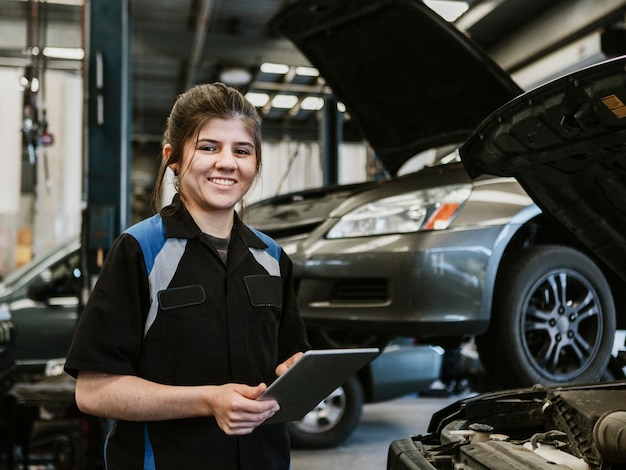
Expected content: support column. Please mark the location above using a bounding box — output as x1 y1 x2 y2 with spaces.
84 0 132 274
321 95 342 187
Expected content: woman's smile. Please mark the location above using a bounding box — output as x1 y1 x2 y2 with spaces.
209 177 236 186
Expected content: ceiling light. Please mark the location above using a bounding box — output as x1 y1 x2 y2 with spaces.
245 92 270 107
300 96 324 111
43 47 84 60
295 66 319 77
30 77 40 93
260 62 290 74
271 94 299 109
219 67 252 86
423 0 469 22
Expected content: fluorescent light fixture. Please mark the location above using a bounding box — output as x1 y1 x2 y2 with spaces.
423 0 469 22
271 94 299 109
245 92 270 107
30 77 40 92
219 67 252 86
300 96 324 111
260 62 290 74
43 47 84 60
295 66 319 77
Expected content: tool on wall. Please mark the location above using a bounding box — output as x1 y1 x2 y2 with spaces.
21 0 53 196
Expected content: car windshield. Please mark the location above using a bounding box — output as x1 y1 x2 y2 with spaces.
396 145 461 176
0 239 77 289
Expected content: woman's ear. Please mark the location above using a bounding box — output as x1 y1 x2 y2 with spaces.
163 144 178 176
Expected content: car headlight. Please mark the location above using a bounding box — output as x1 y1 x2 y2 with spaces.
326 184 472 238
0 303 10 321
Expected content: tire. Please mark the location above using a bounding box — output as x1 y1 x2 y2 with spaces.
287 375 364 449
477 245 616 389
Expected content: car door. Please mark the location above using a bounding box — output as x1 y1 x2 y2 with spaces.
6 245 81 373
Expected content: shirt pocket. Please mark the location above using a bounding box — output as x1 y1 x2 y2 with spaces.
157 284 206 311
244 275 282 321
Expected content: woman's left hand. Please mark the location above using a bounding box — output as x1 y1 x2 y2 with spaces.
275 351 304 377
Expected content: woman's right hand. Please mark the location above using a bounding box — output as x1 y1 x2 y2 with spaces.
210 382 280 435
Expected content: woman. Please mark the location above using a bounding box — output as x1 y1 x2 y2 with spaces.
64 82 310 469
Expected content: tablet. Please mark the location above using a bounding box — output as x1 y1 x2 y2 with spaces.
259 348 380 424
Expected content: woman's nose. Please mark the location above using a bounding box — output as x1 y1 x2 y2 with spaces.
215 150 237 168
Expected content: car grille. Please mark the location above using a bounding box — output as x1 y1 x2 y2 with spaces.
332 279 388 302
294 278 389 305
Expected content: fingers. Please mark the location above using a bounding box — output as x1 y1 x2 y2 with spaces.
213 384 280 435
221 402 280 435
240 382 267 400
275 351 304 376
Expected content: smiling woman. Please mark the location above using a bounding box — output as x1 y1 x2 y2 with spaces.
64 82 310 470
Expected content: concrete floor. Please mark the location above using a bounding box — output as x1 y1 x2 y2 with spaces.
3 392 463 470
290 393 463 470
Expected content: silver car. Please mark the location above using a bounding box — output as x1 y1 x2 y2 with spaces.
244 0 622 390
388 48 626 470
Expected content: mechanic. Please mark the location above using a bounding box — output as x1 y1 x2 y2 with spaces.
64 82 310 469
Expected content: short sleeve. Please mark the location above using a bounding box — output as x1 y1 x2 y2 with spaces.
64 234 151 378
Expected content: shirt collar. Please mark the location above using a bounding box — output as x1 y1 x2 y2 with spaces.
160 194 268 250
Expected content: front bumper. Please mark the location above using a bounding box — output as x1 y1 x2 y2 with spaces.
291 225 505 338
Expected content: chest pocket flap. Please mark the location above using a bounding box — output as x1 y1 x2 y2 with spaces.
158 284 206 310
244 275 282 308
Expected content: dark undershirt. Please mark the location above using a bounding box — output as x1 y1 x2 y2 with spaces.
204 233 230 264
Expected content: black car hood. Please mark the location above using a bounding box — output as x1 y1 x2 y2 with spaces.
460 55 626 282
270 0 521 176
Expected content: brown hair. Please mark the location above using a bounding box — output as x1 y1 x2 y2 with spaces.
151 82 263 213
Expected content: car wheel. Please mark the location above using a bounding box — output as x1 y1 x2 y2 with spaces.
287 375 364 449
477 245 616 389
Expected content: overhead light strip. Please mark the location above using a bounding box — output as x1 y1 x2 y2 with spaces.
423 0 469 22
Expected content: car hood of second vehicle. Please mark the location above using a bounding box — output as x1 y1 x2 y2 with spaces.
460 55 626 283
270 0 522 176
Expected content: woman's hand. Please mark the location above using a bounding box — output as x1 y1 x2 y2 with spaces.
275 351 304 377
210 382 280 435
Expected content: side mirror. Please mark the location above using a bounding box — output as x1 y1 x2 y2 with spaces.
27 269 55 303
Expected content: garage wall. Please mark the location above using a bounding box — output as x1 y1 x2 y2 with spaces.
0 68 83 277
0 68 23 278
32 70 83 255
247 140 368 203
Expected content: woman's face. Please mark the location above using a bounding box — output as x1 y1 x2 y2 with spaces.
168 117 258 218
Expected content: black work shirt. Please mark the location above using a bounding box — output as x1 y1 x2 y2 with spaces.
65 201 310 469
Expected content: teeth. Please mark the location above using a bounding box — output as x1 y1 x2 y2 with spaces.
211 178 235 186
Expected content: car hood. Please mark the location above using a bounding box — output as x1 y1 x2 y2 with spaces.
243 181 379 238
270 0 522 176
460 55 626 283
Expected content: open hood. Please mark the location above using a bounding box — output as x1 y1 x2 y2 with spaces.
270 0 522 176
461 55 626 282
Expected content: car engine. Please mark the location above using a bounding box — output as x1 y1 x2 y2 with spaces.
388 382 626 470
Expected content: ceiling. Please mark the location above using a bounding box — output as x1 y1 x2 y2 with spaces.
2 0 626 145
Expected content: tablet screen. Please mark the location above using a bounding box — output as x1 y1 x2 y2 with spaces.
259 348 379 424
